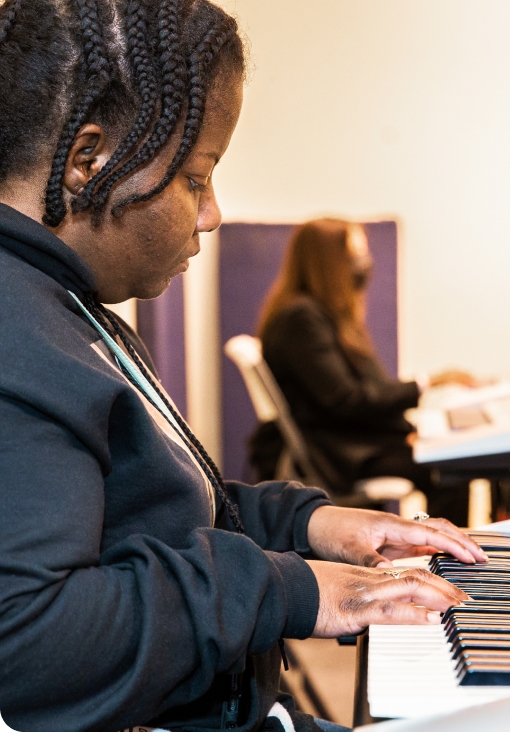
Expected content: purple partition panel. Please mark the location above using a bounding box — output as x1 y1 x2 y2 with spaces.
219 224 293 481
137 275 187 418
219 221 398 482
364 221 398 377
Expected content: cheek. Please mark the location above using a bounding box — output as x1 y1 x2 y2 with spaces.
142 198 197 262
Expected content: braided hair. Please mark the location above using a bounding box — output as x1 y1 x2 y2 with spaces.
0 0 246 530
0 0 245 227
0 0 21 45
112 14 236 218
42 0 112 227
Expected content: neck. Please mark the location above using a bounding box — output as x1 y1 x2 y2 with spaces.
0 175 47 224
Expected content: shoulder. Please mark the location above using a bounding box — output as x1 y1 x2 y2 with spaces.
0 246 125 426
262 297 338 359
266 297 337 342
271 296 334 328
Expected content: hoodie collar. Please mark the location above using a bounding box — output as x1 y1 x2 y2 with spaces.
0 203 97 296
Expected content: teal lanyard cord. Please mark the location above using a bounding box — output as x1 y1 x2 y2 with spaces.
68 291 185 437
69 290 217 524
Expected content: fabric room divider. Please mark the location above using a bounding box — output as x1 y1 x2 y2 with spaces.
137 221 398 482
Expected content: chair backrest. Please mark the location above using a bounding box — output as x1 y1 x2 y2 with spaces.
223 335 324 486
224 334 417 509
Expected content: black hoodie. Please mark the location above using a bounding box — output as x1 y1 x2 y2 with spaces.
0 204 328 732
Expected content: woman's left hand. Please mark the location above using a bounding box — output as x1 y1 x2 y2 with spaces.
307 505 487 567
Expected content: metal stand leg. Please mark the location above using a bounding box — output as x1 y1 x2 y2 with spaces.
352 631 373 728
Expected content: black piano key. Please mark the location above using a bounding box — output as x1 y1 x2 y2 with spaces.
451 638 510 660
442 604 510 621
458 591 510 601
455 650 510 671
451 632 510 647
458 659 510 686
452 633 510 642
441 568 510 576
449 589 510 597
444 616 510 640
447 624 510 641
467 533 510 549
429 532 510 686
434 565 510 576
444 613 510 634
460 652 510 661
448 623 510 638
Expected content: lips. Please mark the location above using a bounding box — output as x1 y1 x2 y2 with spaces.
189 240 201 258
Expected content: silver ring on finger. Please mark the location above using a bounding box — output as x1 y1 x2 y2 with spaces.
412 511 430 523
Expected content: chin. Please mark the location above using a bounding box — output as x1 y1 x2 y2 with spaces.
135 275 177 301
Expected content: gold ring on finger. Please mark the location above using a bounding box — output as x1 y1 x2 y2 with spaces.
382 569 411 579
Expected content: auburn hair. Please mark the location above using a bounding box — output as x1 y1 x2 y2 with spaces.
258 218 374 363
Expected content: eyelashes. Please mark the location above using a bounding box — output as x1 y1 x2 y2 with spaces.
188 177 208 194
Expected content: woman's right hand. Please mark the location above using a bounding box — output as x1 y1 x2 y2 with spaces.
305 560 467 638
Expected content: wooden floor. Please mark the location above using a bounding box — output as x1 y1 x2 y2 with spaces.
283 638 357 729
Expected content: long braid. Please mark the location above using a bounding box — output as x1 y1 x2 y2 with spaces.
72 0 160 217
112 16 236 218
0 0 22 45
86 0 188 216
83 295 245 534
43 0 111 228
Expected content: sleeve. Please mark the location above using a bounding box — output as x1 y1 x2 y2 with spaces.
0 395 319 731
216 480 331 555
277 303 419 419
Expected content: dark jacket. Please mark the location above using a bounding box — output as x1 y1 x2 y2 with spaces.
250 297 419 491
0 205 329 732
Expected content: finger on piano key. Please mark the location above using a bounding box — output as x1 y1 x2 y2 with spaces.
408 519 489 564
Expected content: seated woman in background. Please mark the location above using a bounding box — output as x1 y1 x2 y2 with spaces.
250 218 472 525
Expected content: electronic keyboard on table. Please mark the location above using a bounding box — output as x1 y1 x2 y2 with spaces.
412 383 510 476
410 382 510 478
367 532 510 720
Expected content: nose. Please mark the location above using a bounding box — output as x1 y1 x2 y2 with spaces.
196 186 222 233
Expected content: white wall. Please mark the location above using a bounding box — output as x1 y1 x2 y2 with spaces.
213 0 510 379
107 299 137 330
183 231 223 467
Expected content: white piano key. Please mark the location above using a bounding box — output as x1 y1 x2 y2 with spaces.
368 624 510 719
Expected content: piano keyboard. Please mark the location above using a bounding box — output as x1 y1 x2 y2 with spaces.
368 532 510 719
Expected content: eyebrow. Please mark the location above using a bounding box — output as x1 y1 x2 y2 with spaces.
195 151 220 165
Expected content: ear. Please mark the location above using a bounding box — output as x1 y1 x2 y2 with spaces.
63 123 110 197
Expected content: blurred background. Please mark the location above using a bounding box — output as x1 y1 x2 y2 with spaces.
112 0 510 468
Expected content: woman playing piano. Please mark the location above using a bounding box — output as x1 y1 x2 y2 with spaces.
250 218 474 525
0 3 484 731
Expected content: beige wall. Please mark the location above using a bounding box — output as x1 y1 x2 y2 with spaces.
118 1 510 456
212 0 510 379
